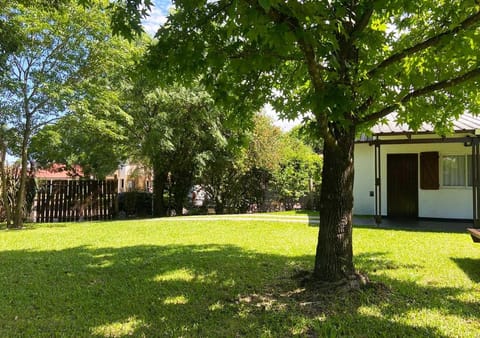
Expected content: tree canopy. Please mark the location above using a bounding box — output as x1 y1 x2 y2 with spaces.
112 0 480 285
30 34 142 179
0 0 125 227
125 79 233 216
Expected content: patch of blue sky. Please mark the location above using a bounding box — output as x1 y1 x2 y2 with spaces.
142 0 172 36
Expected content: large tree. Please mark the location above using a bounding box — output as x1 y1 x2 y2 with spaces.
125 81 230 216
114 1 480 286
0 1 120 227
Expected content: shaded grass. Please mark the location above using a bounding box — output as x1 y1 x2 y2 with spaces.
0 219 478 337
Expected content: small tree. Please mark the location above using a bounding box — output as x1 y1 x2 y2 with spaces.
274 133 322 210
198 129 252 214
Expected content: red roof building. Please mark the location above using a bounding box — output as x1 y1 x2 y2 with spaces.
35 164 84 180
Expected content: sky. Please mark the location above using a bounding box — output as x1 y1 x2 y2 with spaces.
142 0 171 36
142 0 301 132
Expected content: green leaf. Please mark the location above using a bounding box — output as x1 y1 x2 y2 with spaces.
258 0 271 12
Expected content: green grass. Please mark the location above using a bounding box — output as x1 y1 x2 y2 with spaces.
0 219 479 337
265 209 319 216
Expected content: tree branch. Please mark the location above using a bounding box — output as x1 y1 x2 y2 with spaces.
32 116 62 132
368 9 480 78
356 66 480 124
28 39 68 103
350 1 376 40
227 46 304 63
242 1 324 91
241 0 335 142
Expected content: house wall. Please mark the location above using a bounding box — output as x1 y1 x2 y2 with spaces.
115 163 152 193
353 144 376 215
353 134 473 219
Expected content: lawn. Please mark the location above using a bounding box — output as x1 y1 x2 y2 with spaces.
0 217 479 337
267 210 319 217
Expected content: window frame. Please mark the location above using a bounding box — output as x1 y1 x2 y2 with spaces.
441 154 472 189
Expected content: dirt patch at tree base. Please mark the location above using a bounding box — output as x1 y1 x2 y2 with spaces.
235 269 392 329
294 269 375 292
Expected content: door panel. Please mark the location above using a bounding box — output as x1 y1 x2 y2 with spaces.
387 154 418 218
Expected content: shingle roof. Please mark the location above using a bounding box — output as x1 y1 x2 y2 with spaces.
372 113 480 135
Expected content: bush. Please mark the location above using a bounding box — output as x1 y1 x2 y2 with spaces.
118 192 153 218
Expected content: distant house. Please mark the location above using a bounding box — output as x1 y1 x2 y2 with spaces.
115 163 152 193
35 164 84 180
354 113 480 225
35 162 153 194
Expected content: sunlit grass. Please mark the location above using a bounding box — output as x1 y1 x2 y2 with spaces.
0 218 478 336
91 316 146 337
265 209 319 217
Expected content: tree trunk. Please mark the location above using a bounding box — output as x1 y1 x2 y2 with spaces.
12 124 30 229
314 127 356 282
12 151 27 228
171 171 192 216
214 194 224 214
152 167 167 217
174 198 183 216
0 140 12 227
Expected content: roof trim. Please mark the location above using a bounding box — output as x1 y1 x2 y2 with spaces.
370 113 480 136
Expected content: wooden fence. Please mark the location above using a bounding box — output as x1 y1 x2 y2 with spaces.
35 179 118 222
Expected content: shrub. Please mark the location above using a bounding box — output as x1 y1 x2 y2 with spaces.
118 192 153 218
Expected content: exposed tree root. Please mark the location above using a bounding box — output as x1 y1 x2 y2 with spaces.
293 269 367 290
292 269 388 294
235 269 391 315
232 269 392 336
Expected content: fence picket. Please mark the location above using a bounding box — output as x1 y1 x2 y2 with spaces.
35 179 117 223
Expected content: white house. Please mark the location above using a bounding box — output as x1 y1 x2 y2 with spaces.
354 113 480 224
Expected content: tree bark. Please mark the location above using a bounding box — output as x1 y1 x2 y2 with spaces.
314 126 356 282
152 167 168 217
12 122 31 229
171 170 193 216
214 194 224 214
172 178 184 216
0 139 12 227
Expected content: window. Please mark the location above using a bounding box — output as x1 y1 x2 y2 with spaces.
442 155 472 187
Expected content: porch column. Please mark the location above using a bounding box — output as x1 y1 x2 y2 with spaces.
473 139 480 227
374 140 382 224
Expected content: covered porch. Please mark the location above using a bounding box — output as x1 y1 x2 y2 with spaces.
354 113 480 228
353 216 472 233
370 135 480 227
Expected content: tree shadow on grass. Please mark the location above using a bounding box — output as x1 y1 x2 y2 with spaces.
451 257 480 283
0 246 478 336
285 251 479 337
307 213 320 227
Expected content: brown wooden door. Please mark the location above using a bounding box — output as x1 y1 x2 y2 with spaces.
387 154 418 218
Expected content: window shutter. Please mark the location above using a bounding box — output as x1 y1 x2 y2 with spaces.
420 152 439 190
